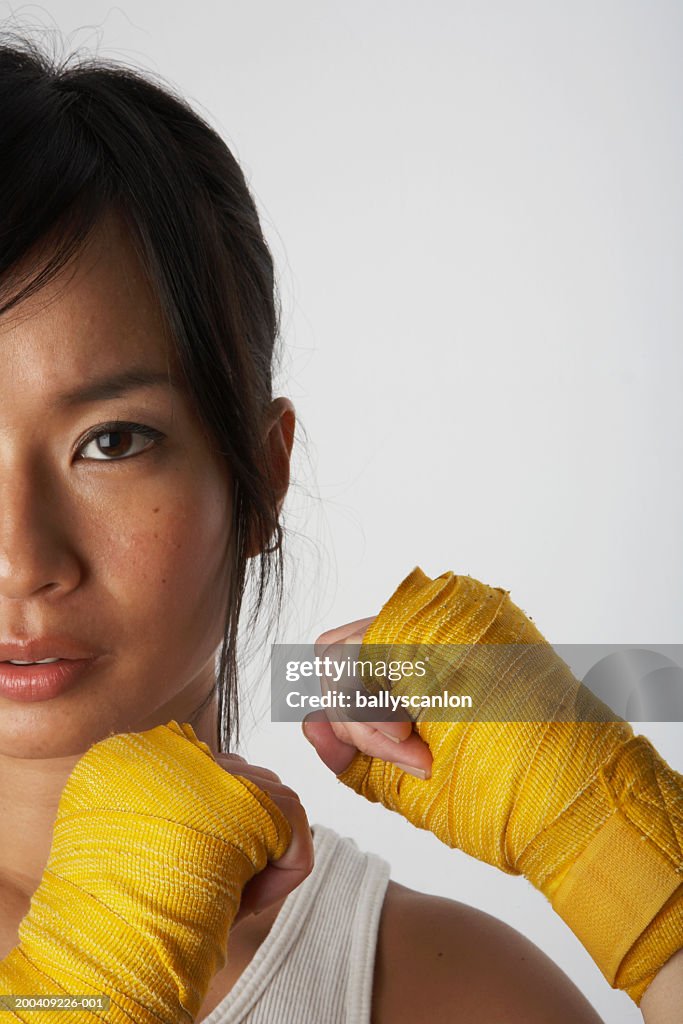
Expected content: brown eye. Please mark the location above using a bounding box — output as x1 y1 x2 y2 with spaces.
93 430 136 458
77 422 165 461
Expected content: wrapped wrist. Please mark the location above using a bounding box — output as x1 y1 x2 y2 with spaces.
337 566 683 1005
0 720 291 1021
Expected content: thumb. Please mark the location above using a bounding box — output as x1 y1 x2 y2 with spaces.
301 712 357 775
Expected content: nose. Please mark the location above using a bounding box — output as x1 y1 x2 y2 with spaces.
0 463 83 601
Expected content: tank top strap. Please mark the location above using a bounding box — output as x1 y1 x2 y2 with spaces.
203 823 391 1024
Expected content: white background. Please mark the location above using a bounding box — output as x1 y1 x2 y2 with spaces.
2 3 681 1021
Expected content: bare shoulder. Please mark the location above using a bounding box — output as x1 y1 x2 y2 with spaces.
371 880 605 1024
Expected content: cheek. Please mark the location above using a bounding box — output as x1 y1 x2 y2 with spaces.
84 480 232 656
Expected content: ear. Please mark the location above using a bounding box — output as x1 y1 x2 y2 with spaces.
244 397 296 559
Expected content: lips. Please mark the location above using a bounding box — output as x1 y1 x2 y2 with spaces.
0 636 101 663
0 657 102 702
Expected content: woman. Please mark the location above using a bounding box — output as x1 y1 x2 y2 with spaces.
0 35 680 1024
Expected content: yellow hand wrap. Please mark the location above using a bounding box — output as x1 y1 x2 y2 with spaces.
337 567 683 1004
0 720 291 1022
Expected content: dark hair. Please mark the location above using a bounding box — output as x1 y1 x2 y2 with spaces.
0 33 287 753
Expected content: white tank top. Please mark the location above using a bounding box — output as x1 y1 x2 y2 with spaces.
202 823 391 1024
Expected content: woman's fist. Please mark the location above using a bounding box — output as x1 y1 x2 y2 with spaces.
302 615 433 779
213 752 314 923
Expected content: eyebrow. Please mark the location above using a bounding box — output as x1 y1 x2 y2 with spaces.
55 369 180 408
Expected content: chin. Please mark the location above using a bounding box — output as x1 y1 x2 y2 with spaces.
0 706 129 762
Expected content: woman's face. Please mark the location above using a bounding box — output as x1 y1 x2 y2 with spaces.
0 214 233 759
